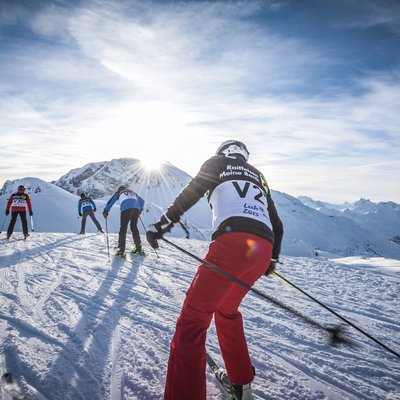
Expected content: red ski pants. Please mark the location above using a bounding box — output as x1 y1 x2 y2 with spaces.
164 232 273 400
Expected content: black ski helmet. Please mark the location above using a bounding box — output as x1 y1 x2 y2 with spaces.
216 140 249 161
18 185 25 191
80 193 86 198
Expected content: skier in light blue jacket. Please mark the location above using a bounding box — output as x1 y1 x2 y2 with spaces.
78 193 103 234
103 186 145 257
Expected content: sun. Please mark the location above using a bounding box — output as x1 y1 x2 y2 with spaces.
139 157 163 171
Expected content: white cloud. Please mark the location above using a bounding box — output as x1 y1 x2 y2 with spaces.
0 0 399 203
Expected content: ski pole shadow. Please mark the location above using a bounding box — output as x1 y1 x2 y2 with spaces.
42 256 144 400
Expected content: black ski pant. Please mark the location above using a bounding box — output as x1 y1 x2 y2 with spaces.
80 210 103 233
7 211 29 237
118 208 141 252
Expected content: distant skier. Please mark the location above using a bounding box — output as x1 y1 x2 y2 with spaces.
102 186 145 257
146 140 283 400
78 193 104 234
5 185 33 239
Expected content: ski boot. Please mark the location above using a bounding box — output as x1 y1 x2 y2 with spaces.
214 369 235 395
131 247 145 256
115 248 126 258
232 383 255 400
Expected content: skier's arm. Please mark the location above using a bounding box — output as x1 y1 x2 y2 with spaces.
138 196 145 212
90 199 96 211
26 195 33 215
78 199 82 215
146 157 219 249
165 157 219 222
6 195 13 214
267 193 283 260
104 193 118 212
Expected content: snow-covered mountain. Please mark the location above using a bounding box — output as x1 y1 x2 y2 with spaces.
53 158 191 200
298 196 353 213
298 195 400 252
1 158 400 259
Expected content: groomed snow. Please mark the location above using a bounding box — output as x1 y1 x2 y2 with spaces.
1 233 399 399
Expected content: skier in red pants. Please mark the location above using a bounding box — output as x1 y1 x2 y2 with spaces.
147 140 283 400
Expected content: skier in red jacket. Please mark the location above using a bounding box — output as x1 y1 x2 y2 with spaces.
5 185 33 239
146 140 283 400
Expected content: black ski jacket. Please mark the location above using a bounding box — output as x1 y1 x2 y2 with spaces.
165 155 283 259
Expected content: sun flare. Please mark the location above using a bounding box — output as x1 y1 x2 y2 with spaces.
139 157 163 171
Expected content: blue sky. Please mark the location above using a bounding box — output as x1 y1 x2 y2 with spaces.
1 0 399 203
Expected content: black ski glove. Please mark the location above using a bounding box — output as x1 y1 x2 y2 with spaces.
264 258 279 276
29 211 33 216
94 208 97 212
102 210 109 219
5 210 9 215
146 215 174 249
79 212 83 217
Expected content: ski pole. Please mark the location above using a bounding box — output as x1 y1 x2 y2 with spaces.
139 216 159 258
272 271 400 360
0 215 7 233
161 237 349 346
30 214 34 231
105 217 110 261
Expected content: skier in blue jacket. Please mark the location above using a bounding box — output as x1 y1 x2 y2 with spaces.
78 193 103 234
103 186 145 257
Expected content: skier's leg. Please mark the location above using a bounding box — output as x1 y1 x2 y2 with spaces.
20 212 29 236
80 212 88 233
118 209 132 252
212 233 272 385
129 209 141 250
164 244 237 400
7 212 18 237
89 211 103 231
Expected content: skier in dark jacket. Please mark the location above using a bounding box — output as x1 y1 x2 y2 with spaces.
5 185 33 239
146 140 283 400
78 193 103 234
103 186 145 257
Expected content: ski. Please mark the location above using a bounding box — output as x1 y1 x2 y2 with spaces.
1 372 28 399
206 352 237 400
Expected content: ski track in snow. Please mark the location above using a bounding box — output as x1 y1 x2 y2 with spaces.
0 233 399 399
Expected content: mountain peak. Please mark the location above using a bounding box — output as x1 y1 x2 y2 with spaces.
54 158 192 199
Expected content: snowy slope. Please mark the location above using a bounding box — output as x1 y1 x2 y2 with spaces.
0 233 399 400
